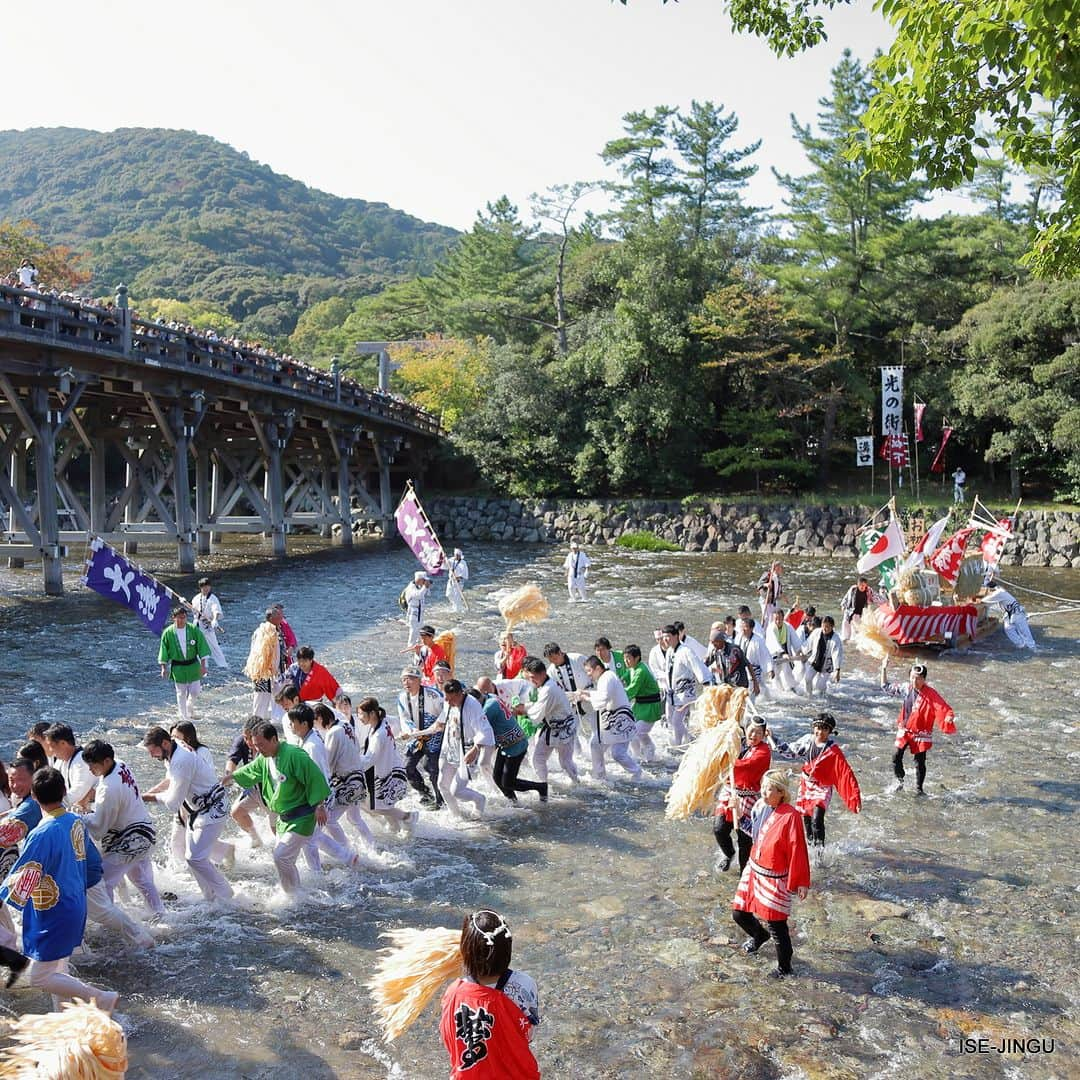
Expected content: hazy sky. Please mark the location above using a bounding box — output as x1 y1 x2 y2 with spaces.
8 0 975 228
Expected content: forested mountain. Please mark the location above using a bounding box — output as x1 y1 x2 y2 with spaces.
0 127 457 335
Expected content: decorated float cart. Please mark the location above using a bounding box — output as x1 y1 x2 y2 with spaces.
853 498 1020 652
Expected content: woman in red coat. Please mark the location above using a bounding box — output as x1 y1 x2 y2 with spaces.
713 720 772 873
732 769 811 978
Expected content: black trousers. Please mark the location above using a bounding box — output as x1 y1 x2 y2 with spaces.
732 909 794 973
713 816 752 869
893 747 927 790
803 806 826 847
493 751 545 800
405 743 442 805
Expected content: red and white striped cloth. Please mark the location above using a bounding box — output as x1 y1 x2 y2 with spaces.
877 603 978 645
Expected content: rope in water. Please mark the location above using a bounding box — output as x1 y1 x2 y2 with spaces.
996 578 1080 605
1025 605 1080 619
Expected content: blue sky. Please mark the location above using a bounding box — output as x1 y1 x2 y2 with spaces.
9 0 977 228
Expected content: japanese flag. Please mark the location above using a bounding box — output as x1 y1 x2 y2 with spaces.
856 519 906 574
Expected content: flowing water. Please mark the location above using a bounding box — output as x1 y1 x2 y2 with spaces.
0 539 1077 1079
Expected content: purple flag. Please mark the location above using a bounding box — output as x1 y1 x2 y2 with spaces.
394 488 445 575
83 538 173 634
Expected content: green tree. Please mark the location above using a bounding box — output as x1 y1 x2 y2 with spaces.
690 0 1080 276
946 279 1080 499
0 219 91 290
671 100 760 243
601 106 680 231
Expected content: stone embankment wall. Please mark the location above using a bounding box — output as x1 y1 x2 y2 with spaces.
418 497 1080 569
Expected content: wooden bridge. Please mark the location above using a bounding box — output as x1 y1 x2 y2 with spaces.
0 283 441 594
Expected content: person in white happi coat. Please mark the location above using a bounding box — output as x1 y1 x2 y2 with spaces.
563 540 590 602
647 629 666 682
672 621 708 662
314 702 378 847
81 741 164 918
416 680 495 817
839 576 883 642
543 642 594 762
190 577 228 669
659 624 712 746
141 727 233 902
403 572 432 646
287 705 359 870
757 561 785 623
445 548 469 614
354 697 415 830
736 617 773 700
43 724 96 809
580 656 642 779
397 669 445 807
765 608 803 693
800 616 844 696
982 579 1037 650
513 657 580 785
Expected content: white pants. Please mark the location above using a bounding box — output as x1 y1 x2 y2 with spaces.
251 690 286 722
86 881 155 948
532 738 579 783
406 615 423 646
29 956 114 1012
804 669 834 696
589 734 641 779
272 830 309 894
840 612 860 641
172 814 233 901
173 679 201 721
631 721 656 763
769 657 800 692
102 854 164 915
1003 610 1036 649
328 802 375 847
202 627 229 668
664 700 690 746
309 823 355 867
438 760 486 817
567 575 588 601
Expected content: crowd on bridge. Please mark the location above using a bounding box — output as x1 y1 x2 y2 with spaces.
2 260 423 423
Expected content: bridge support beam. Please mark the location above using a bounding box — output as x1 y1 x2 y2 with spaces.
371 436 397 539
320 464 334 539
210 458 223 548
265 423 287 559
32 389 63 596
171 407 196 574
195 448 211 556
123 454 138 556
7 441 27 569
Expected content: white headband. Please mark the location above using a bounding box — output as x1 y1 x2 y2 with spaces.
470 910 511 948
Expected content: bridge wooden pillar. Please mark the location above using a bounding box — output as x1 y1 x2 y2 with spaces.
263 422 287 558
89 434 107 536
320 464 334 539
123 452 138 555
172 407 196 573
195 448 211 555
7 441 27 568
209 456 223 548
31 388 63 595
371 436 397 538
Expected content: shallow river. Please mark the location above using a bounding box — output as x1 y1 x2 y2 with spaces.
0 539 1077 1079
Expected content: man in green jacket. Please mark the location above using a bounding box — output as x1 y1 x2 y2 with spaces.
222 722 330 894
624 645 662 763
158 606 210 722
594 637 630 686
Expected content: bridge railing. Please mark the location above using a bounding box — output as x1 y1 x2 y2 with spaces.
0 283 440 435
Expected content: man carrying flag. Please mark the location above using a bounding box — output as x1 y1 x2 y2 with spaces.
158 606 211 722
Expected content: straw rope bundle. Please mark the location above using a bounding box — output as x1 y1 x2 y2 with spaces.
0 1001 127 1079
434 632 456 673
498 584 549 632
852 606 900 661
665 716 743 821
687 684 749 734
366 927 462 1042
242 621 280 681
954 556 988 602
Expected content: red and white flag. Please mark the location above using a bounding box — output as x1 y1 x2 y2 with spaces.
979 517 1014 570
857 518 906 574
928 527 975 585
929 427 953 473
